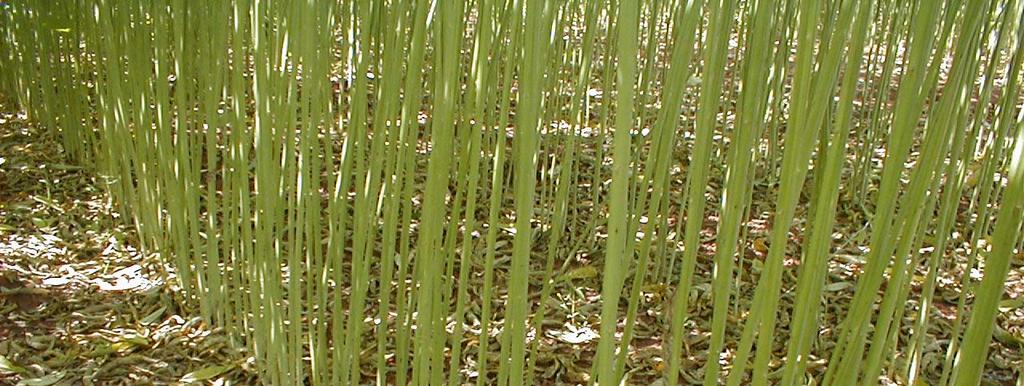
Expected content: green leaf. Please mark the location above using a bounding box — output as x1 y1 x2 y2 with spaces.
824 282 853 292
560 266 598 281
0 355 27 374
140 306 166 325
179 364 234 384
16 371 66 386
998 297 1024 313
111 335 149 353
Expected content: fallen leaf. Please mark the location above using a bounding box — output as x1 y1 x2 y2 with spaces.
41 277 69 287
546 324 598 344
753 238 769 254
